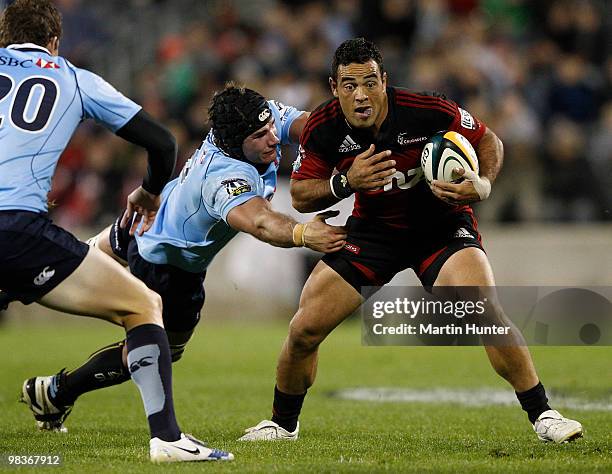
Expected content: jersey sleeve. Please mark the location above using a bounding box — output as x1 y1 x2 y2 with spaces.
443 99 486 146
74 67 142 132
269 100 304 145
201 166 262 223
291 114 335 180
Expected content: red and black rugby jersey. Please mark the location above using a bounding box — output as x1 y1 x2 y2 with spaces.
291 87 487 229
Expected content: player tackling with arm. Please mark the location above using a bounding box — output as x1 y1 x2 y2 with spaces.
239 38 582 444
22 84 346 435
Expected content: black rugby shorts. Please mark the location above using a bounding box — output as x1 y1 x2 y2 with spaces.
109 216 205 332
0 211 89 304
322 212 484 295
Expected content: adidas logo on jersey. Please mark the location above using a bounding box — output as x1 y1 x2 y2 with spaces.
338 135 361 153
33 266 55 286
453 227 473 239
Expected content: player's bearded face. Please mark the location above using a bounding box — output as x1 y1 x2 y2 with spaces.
331 60 388 130
242 121 280 165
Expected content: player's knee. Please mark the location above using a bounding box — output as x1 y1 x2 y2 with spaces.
133 288 163 326
287 317 324 354
147 290 164 325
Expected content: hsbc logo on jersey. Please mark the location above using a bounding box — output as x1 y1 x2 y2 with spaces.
0 56 34 67
35 58 60 69
459 108 475 130
222 178 252 197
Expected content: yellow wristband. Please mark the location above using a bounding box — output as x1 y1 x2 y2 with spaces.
301 223 309 247
292 223 305 247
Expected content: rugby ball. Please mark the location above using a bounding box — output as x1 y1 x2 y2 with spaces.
420 131 479 185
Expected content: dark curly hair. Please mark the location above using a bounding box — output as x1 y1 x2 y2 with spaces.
0 0 62 48
208 83 271 161
331 37 384 80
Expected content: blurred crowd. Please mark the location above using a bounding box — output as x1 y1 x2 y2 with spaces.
9 0 609 226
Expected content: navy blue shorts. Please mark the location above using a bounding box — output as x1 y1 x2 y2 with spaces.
109 217 205 332
322 211 484 295
0 211 89 304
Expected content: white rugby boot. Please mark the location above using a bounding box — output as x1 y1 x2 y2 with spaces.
533 409 583 443
238 420 299 441
150 433 234 463
20 374 72 433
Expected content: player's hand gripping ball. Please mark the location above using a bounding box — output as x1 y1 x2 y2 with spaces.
420 131 479 185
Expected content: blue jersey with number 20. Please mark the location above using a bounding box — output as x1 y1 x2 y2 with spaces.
0 43 141 213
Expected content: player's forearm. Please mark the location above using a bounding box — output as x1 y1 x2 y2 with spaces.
251 209 298 248
116 110 177 194
290 179 340 213
476 128 504 184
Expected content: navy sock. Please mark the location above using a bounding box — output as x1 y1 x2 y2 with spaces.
126 324 181 441
50 341 130 407
271 386 306 432
516 381 551 423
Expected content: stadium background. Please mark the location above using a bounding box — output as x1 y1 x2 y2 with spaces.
1 0 611 320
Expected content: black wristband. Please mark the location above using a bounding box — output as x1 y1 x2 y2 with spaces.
330 171 353 199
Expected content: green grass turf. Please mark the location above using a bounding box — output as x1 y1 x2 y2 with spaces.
0 319 610 473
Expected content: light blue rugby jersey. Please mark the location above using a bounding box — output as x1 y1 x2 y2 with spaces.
135 100 304 273
0 44 141 213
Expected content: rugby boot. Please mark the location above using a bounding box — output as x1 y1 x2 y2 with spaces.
238 420 299 441
150 433 234 462
20 372 72 433
534 409 583 443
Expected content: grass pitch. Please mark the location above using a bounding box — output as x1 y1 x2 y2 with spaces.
0 319 610 473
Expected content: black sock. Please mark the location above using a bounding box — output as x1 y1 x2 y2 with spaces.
271 386 306 432
126 324 181 441
516 381 551 423
49 341 130 407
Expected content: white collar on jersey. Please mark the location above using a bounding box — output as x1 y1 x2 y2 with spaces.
6 43 52 54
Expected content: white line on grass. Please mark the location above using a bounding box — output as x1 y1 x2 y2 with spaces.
332 388 612 412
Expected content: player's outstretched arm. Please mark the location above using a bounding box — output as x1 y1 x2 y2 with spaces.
227 197 346 253
291 145 395 212
431 128 503 205
115 110 178 235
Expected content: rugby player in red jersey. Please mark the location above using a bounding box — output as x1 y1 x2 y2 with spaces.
239 38 583 444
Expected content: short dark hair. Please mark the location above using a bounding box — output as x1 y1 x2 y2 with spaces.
0 0 62 48
331 37 384 80
208 82 271 160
